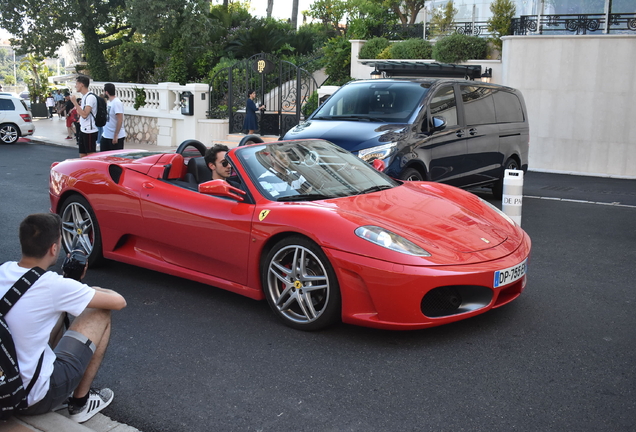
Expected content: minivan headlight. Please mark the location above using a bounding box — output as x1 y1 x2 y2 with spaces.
355 226 431 256
358 143 397 163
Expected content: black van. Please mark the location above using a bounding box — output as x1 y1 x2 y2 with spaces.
283 78 529 198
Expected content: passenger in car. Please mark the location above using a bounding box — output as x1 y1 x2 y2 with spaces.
204 144 232 181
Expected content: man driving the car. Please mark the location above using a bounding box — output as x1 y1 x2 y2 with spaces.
204 144 231 181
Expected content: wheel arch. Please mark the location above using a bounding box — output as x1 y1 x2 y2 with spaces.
258 231 317 278
55 190 90 215
400 160 429 181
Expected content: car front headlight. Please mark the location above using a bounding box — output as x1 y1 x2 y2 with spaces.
479 197 516 226
355 226 431 256
357 143 397 163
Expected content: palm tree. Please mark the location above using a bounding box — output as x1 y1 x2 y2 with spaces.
267 0 274 18
291 0 299 29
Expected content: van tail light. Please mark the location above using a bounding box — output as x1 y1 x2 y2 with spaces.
20 114 32 123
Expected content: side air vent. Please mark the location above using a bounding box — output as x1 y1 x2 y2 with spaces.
109 164 123 184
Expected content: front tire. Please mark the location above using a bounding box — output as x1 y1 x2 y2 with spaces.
400 167 424 181
492 157 519 199
0 124 20 144
60 195 104 266
262 236 341 331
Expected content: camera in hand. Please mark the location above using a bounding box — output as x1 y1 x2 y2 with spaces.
63 249 88 281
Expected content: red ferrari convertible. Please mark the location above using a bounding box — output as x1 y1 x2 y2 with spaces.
49 138 531 331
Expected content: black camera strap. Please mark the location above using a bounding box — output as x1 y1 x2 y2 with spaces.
0 266 46 398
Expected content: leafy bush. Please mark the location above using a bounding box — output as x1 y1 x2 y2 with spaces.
432 33 488 63
377 46 392 59
358 37 389 59
323 36 351 86
302 90 318 118
388 38 433 59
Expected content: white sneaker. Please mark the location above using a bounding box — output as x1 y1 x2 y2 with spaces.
68 388 114 423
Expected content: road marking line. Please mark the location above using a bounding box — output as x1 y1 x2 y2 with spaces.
524 195 636 209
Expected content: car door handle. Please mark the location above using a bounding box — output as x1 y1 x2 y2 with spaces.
456 131 464 138
142 182 154 189
469 128 477 135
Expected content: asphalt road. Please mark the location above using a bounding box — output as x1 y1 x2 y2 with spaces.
1 142 635 432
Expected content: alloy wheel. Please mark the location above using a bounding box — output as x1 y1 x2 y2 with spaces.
266 245 331 325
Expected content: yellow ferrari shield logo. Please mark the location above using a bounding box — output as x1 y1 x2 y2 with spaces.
294 280 303 289
258 210 270 221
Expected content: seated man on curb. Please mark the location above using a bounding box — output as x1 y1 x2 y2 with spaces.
0 213 127 423
204 144 232 181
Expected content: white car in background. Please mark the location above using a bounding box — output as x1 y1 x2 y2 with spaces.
0 94 34 144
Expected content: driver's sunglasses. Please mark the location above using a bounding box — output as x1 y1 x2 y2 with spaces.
220 159 230 167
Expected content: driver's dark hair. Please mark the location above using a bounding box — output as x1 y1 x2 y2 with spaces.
204 144 229 166
19 213 62 258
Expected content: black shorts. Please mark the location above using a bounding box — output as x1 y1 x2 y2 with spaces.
100 137 125 152
79 131 98 154
17 330 95 416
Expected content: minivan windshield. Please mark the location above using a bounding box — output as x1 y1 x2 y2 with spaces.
312 81 429 123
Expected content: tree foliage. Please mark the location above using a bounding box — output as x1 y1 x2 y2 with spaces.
385 1 428 25
307 0 350 36
487 0 516 53
0 0 135 81
428 1 458 37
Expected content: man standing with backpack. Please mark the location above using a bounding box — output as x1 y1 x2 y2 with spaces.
0 213 126 422
71 76 107 157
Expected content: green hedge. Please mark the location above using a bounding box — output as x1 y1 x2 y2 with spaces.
387 38 433 59
432 33 488 63
358 37 389 59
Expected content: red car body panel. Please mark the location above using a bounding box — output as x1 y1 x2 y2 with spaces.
50 145 531 329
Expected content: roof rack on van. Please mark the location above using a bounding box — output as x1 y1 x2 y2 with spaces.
360 61 482 80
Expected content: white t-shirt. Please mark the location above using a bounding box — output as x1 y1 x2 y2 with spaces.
80 93 99 134
0 262 95 406
102 97 126 140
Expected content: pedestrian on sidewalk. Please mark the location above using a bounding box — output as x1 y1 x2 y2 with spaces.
64 94 75 139
101 83 126 151
243 90 264 135
45 94 55 119
71 76 98 157
0 213 127 423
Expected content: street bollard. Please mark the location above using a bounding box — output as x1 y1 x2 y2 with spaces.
502 169 524 225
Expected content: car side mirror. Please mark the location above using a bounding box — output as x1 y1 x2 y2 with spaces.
198 179 246 201
432 116 446 132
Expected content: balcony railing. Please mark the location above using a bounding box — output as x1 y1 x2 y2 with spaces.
512 13 636 35
369 22 493 40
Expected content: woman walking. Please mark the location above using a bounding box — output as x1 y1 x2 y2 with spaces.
243 90 265 135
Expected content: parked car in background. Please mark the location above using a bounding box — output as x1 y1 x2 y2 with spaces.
0 94 34 144
284 78 529 198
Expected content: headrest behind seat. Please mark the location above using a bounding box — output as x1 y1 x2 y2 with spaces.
187 157 212 184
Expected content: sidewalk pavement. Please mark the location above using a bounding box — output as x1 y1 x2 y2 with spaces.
1 117 143 432
1 407 140 432
26 116 179 153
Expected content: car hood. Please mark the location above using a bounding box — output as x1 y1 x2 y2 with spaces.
319 182 521 263
284 121 410 152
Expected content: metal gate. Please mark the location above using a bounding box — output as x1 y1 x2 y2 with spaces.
208 53 319 137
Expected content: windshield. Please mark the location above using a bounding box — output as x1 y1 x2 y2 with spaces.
235 140 399 201
312 81 429 123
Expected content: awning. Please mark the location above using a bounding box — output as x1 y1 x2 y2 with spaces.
360 61 482 79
